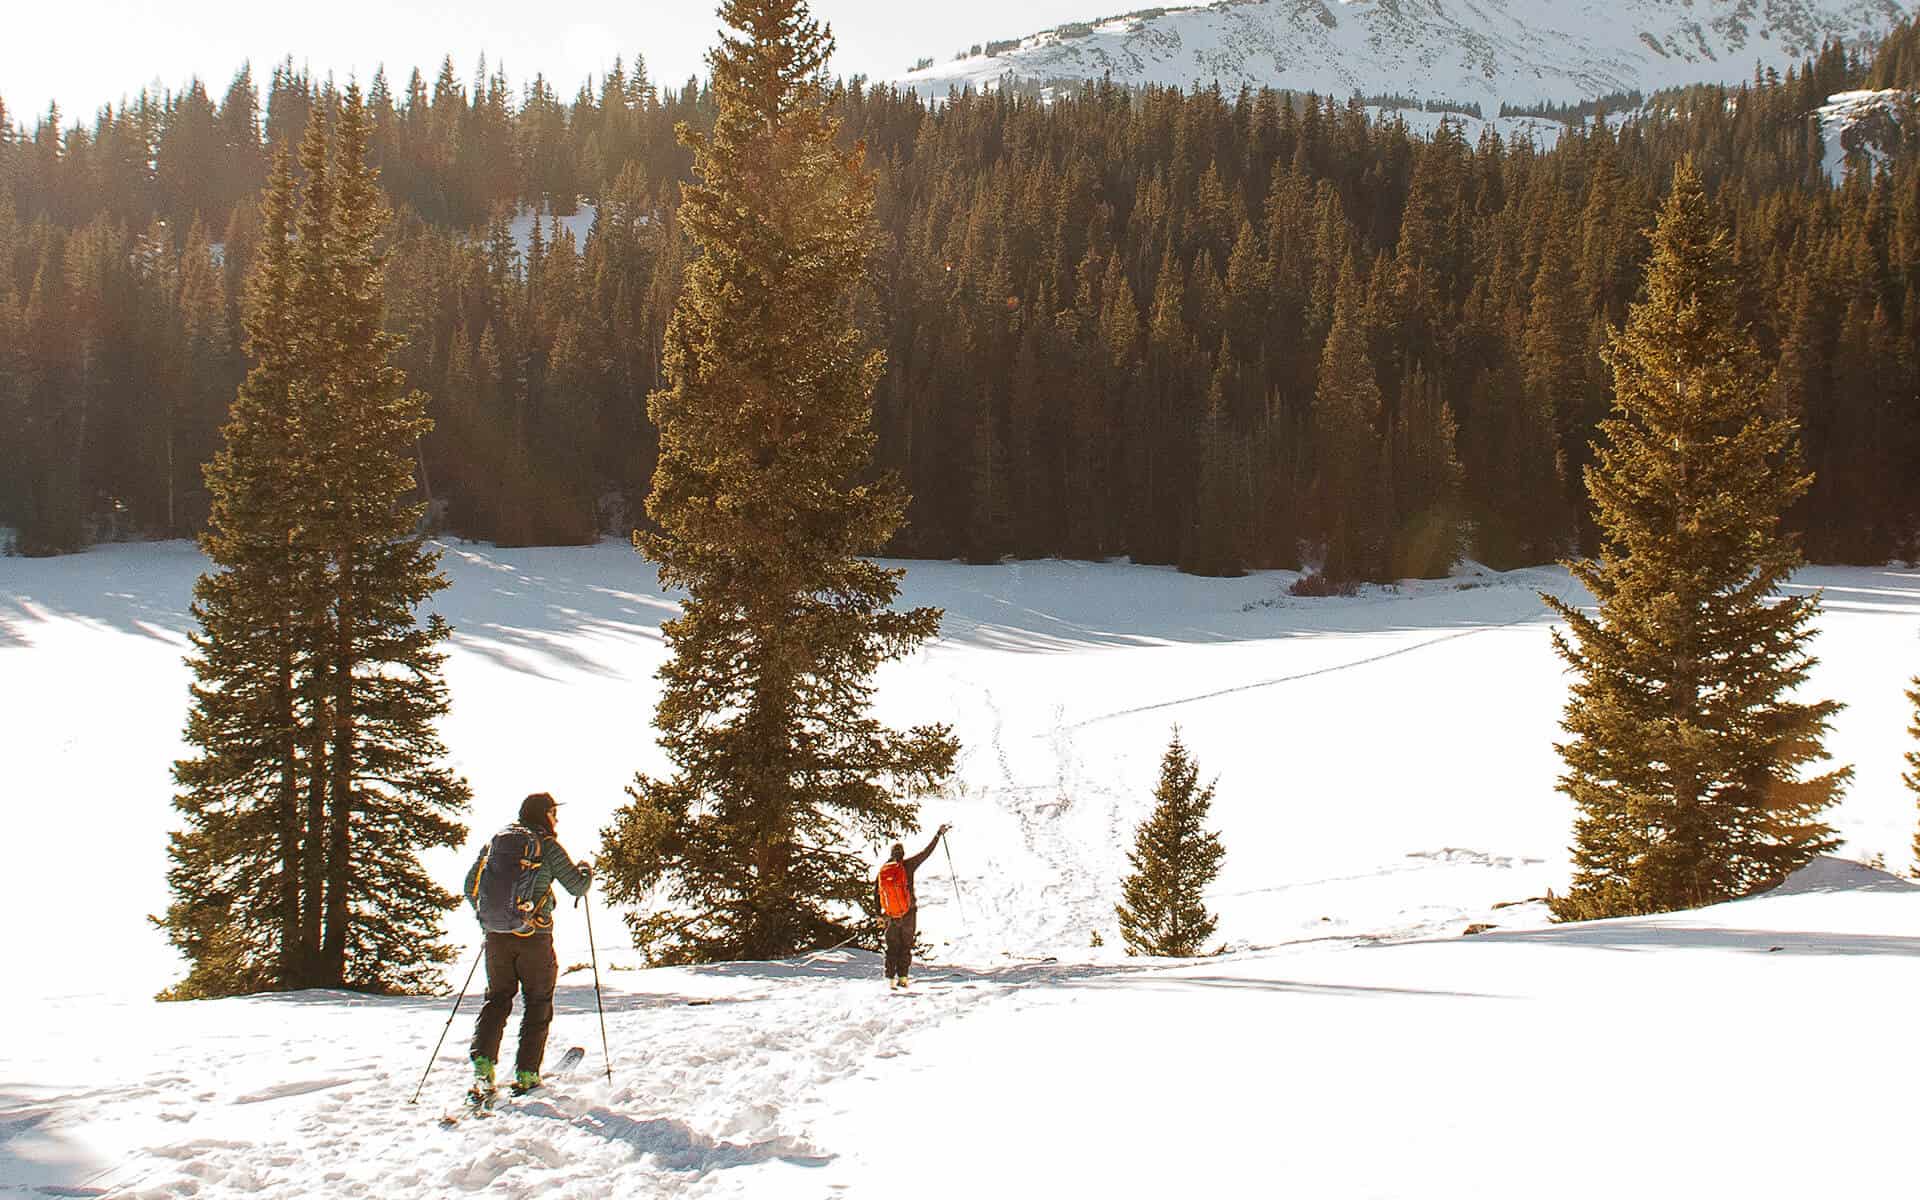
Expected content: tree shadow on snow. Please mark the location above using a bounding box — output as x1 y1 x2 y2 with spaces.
1456 925 1920 957
434 546 1578 661
2 539 1580 665
916 560 1581 654
6 545 1913 668
1054 973 1507 1000
686 950 1124 990
0 1092 111 1196
1779 567 1920 614
689 950 1501 1001
245 984 756 1018
0 545 199 648
514 1099 833 1174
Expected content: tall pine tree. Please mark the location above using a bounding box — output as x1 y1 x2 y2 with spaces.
163 148 311 998
598 0 958 965
1115 730 1225 958
161 86 469 999
1544 162 1849 922
302 83 471 990
1313 259 1387 584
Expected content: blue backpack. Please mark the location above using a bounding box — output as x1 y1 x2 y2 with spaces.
470 824 547 935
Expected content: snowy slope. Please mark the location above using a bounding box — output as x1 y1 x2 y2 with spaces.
1816 87 1917 180
897 0 1917 111
3 544 1918 1196
5 860 1919 1197
1366 105 1572 149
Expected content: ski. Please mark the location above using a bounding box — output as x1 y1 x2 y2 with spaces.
512 1046 586 1095
439 1087 496 1128
438 1046 585 1126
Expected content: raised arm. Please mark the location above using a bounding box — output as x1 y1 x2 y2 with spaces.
904 824 950 873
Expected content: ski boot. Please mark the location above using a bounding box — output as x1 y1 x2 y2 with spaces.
509 1069 542 1097
466 1056 498 1112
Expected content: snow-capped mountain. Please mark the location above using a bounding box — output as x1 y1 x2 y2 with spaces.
896 0 1917 110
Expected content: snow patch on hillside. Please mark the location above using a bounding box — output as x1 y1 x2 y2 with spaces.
508 203 597 263
898 0 1917 114
1368 107 1571 150
1817 88 1914 182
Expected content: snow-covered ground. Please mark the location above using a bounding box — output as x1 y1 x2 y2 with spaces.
3 543 1917 1196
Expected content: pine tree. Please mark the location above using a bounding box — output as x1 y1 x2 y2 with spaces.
1116 730 1225 958
162 148 310 998
1314 259 1387 584
1544 162 1849 922
1390 366 1464 579
303 83 470 990
161 86 470 999
965 383 1010 563
1521 214 1583 553
171 216 237 536
599 0 958 965
1181 352 1245 577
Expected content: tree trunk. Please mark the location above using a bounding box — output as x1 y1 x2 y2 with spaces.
301 701 328 988
277 644 303 986
321 555 355 986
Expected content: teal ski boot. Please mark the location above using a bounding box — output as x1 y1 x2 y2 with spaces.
466 1056 498 1112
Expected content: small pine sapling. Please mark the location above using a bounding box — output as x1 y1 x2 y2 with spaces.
1116 730 1225 957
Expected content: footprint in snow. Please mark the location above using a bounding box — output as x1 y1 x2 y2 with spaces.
232 1077 355 1104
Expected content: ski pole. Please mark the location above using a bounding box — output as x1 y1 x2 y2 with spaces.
804 928 865 960
409 942 486 1105
583 885 614 1086
942 832 967 928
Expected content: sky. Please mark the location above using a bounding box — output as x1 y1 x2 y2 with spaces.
0 0 1107 125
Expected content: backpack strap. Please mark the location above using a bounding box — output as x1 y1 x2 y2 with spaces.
468 843 490 905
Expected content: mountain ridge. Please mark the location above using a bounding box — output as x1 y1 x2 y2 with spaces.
896 0 1917 109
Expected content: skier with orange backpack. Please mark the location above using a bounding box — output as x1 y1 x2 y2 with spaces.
876 823 951 989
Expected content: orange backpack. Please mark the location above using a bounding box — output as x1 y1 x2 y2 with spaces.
877 861 912 919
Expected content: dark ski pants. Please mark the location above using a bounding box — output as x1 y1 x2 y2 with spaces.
883 912 916 979
470 930 558 1075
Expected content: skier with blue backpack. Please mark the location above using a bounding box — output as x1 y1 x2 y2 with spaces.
463 793 592 1105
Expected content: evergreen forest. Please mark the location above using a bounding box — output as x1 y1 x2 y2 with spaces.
4 23 1919 574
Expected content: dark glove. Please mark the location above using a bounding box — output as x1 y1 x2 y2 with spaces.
938 823 952 836
578 864 594 887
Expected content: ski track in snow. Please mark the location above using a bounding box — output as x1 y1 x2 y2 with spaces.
1071 572 1575 728
945 679 1125 956
28 959 1006 1199
15 952 1409 1199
